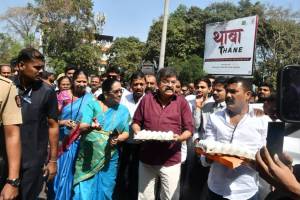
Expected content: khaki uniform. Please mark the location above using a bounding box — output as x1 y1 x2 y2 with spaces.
0 75 22 125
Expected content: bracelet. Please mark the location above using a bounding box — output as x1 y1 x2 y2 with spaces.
49 160 57 163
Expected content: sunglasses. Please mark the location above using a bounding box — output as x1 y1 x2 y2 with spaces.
108 75 118 79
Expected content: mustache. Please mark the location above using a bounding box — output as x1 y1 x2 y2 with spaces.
134 89 144 93
164 86 174 91
196 93 203 98
145 88 155 93
225 97 234 105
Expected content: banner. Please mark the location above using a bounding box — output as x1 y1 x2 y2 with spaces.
203 16 258 75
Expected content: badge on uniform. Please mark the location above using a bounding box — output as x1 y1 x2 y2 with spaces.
15 95 22 107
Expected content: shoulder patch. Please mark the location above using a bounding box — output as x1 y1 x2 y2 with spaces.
0 76 13 84
15 95 22 107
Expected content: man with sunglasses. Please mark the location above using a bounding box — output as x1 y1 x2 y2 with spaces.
106 66 122 81
132 67 193 200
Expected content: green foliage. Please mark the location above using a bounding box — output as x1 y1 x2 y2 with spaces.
0 33 22 64
144 3 239 63
144 20 162 62
33 0 101 74
47 57 66 75
257 6 300 87
144 0 300 88
108 36 145 80
64 44 101 74
168 55 206 85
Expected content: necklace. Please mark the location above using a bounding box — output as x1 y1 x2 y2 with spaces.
96 101 118 136
70 94 85 122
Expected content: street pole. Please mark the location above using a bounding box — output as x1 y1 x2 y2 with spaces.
158 0 170 70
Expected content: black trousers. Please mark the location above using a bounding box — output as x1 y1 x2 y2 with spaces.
114 143 140 200
17 166 44 200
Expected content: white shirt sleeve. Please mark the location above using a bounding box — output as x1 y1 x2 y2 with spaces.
203 114 217 140
192 108 201 142
200 114 217 167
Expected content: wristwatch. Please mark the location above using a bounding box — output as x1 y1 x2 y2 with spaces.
6 178 21 187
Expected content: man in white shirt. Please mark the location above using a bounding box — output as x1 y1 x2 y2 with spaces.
203 77 269 200
190 78 214 133
89 75 102 98
194 76 227 141
118 71 146 200
185 77 227 199
120 71 145 118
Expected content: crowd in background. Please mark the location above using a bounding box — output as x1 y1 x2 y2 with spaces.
0 48 300 200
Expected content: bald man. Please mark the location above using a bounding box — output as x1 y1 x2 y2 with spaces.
0 65 12 79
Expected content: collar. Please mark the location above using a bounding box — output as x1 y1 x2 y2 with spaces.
133 93 145 104
14 76 43 91
153 91 177 107
215 101 226 109
13 77 43 104
153 91 177 101
125 92 145 105
223 104 254 121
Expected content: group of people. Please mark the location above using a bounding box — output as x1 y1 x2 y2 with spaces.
0 47 300 200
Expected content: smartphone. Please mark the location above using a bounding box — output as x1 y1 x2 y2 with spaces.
278 65 300 122
266 122 285 157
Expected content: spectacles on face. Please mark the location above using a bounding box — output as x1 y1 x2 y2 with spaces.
161 80 176 86
109 88 124 95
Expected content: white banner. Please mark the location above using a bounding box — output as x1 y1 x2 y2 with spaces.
203 16 258 75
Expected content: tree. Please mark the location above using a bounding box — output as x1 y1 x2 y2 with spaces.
168 55 206 85
0 6 37 47
0 33 22 64
257 6 300 86
144 2 241 79
108 37 145 80
144 2 241 64
144 19 162 62
144 1 300 89
33 0 103 74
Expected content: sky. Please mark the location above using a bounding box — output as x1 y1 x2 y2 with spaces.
1 0 299 42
